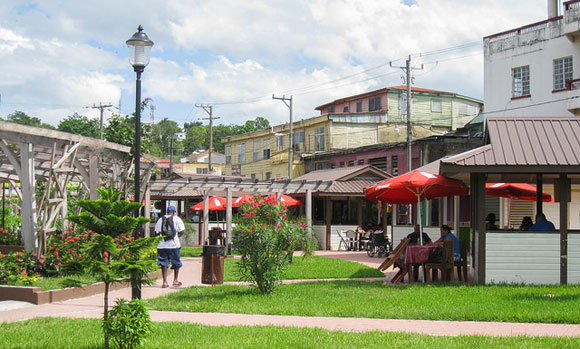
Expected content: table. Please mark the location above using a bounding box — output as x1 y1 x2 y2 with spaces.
405 245 438 283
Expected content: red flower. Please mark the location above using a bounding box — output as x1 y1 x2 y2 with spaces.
39 259 45 264
54 251 59 257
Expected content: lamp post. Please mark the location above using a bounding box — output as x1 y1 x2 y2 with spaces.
126 25 153 299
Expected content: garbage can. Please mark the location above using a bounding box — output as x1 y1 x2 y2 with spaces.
201 245 225 285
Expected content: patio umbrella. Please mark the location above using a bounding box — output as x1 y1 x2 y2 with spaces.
486 183 552 228
262 194 302 206
485 183 552 202
365 171 468 245
190 196 227 211
232 194 254 208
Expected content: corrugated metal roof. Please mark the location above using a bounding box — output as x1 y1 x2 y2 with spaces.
293 165 381 182
441 117 580 170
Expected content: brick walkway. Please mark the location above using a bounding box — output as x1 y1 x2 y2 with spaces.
1 252 579 338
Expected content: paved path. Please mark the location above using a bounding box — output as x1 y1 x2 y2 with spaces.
1 252 580 338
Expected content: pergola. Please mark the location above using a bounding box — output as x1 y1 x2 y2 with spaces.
0 121 153 253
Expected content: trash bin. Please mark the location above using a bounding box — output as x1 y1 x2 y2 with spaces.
201 245 225 285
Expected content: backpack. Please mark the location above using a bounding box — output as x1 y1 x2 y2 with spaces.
160 215 176 241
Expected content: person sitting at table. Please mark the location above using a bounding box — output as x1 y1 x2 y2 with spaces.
486 213 498 231
431 224 460 262
406 224 432 245
406 224 432 281
529 213 556 232
519 216 533 231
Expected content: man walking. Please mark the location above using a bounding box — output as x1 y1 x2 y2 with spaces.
155 205 185 288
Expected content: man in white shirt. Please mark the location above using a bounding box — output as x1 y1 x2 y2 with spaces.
155 205 185 288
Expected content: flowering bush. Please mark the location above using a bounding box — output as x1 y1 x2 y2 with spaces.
232 196 316 294
0 251 39 285
0 227 22 246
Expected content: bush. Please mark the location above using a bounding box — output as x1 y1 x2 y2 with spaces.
0 227 22 246
232 196 316 294
103 298 153 349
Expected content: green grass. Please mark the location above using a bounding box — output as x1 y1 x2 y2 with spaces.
19 274 99 291
224 256 384 281
147 282 580 324
180 247 203 257
0 318 577 348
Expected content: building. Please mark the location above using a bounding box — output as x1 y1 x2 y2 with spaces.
222 86 482 180
484 0 580 117
179 150 225 175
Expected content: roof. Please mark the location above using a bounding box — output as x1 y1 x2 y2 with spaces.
441 117 580 174
293 165 392 195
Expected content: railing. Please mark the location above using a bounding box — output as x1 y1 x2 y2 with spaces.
565 0 580 10
484 16 563 41
565 0 580 23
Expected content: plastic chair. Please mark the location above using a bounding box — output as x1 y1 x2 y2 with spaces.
345 230 358 250
455 240 469 282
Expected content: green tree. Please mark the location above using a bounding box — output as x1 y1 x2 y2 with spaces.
104 113 153 155
6 111 55 129
152 118 181 157
57 113 99 138
183 125 207 154
67 187 157 349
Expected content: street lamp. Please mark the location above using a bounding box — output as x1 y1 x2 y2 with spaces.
126 25 153 299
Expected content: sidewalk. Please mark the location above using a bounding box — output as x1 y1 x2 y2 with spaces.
1 253 580 337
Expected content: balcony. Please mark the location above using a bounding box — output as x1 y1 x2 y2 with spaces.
563 0 580 40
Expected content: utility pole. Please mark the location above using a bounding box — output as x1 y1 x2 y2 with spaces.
89 103 113 139
169 134 174 175
272 95 293 179
390 56 422 172
195 104 220 174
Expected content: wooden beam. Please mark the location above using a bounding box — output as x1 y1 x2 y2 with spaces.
20 142 38 252
0 140 21 177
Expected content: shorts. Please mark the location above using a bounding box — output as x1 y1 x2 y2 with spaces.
157 248 182 269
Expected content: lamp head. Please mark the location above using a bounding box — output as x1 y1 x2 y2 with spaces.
126 25 154 70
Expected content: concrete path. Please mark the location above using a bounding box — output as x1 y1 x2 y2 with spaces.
1 252 580 338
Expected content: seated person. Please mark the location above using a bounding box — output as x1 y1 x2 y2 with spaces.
486 213 499 230
529 213 556 232
406 224 432 281
519 216 533 231
431 224 460 262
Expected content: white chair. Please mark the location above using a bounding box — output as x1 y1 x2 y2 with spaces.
345 230 358 250
337 230 350 251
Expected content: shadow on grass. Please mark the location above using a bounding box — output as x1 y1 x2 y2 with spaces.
507 293 580 302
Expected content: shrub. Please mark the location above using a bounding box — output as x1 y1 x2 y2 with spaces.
103 298 153 349
0 227 22 246
232 196 316 294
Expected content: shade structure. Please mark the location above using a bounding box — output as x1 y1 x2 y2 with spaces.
232 194 254 208
190 196 227 211
485 183 552 202
262 194 302 206
365 170 468 246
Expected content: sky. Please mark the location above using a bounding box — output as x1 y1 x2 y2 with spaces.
0 0 547 129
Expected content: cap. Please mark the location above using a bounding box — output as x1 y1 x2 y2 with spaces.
167 205 176 212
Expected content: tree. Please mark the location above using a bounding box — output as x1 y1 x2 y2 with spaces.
57 113 99 138
152 118 181 157
233 116 270 134
183 125 207 154
104 113 153 155
67 187 157 349
6 111 55 129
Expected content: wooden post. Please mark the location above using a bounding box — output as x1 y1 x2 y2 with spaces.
559 173 569 285
226 187 232 254
325 197 332 250
203 191 209 245
88 153 99 200
20 142 38 252
306 188 312 229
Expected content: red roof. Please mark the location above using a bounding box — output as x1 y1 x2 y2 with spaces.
387 85 450 94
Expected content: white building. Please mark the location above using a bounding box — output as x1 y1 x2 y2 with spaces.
484 0 580 117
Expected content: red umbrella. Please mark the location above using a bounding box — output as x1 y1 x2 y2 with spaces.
365 171 467 245
232 194 254 208
190 196 227 211
485 183 552 202
262 194 302 206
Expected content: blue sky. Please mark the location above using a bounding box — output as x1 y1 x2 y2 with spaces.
0 0 546 128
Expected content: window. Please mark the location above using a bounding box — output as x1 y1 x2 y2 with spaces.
339 161 345 168
225 145 231 164
343 106 349 112
292 131 304 151
265 172 271 180
554 56 573 90
276 134 284 148
348 160 354 167
263 138 270 159
369 97 381 111
391 155 398 175
196 168 208 174
512 65 530 97
253 140 260 161
431 99 442 113
237 143 245 163
356 101 362 112
358 159 364 165
251 174 256 180
314 127 325 152
327 105 335 113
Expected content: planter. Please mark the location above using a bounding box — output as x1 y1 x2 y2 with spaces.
0 270 162 305
0 245 25 254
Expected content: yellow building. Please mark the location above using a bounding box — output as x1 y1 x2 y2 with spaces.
222 86 482 180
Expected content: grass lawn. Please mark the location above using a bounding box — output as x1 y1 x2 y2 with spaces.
0 318 576 348
147 281 580 324
224 256 384 281
180 247 203 257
